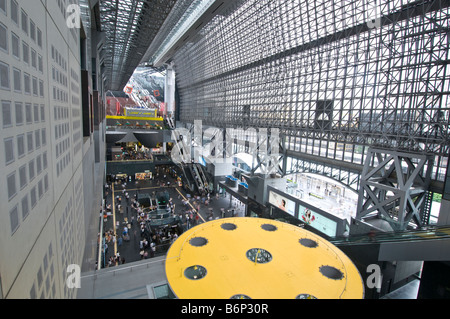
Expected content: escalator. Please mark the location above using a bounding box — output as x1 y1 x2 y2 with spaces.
330 225 450 261
195 163 210 194
179 164 195 193
190 164 205 194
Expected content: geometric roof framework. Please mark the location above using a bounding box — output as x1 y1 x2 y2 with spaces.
357 148 434 230
99 0 178 91
166 218 365 299
171 0 450 196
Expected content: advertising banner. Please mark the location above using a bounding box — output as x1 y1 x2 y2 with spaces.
268 191 296 217
298 204 337 237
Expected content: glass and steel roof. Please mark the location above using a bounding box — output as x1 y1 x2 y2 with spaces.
99 0 178 91
143 0 218 67
99 0 225 91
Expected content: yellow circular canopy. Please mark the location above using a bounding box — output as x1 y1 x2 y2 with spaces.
165 217 364 299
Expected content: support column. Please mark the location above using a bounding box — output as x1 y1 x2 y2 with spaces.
356 148 433 230
164 62 176 126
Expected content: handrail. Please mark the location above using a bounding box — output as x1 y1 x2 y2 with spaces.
83 257 168 279
330 225 450 246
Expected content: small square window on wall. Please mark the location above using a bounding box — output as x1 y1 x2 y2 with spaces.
35 130 41 149
40 105 45 122
0 0 6 14
7 171 16 200
37 28 42 48
2 100 12 127
32 77 38 96
21 10 28 35
28 159 35 181
4 137 14 164
17 134 24 157
10 205 19 235
13 68 21 92
41 128 46 146
30 186 36 208
38 55 43 72
19 164 27 189
22 41 29 64
31 49 36 69
36 155 42 175
33 104 39 122
26 131 33 153
0 61 10 90
23 73 30 94
30 20 36 42
15 102 23 125
11 1 18 25
0 22 8 52
25 103 32 123
11 32 20 58
21 195 30 220
39 80 44 97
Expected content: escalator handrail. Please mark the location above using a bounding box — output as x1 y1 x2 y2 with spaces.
330 225 450 245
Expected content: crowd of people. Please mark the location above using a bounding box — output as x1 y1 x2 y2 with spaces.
100 165 243 268
101 167 195 267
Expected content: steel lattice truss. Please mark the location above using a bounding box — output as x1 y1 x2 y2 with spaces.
173 0 450 189
357 148 434 230
99 0 177 91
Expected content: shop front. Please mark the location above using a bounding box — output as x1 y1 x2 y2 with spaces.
135 170 152 181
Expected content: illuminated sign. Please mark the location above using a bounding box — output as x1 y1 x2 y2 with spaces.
124 108 157 118
268 191 296 217
298 204 337 237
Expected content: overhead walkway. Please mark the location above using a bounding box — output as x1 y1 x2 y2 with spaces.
331 225 450 261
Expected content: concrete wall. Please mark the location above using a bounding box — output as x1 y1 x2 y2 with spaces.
0 0 104 298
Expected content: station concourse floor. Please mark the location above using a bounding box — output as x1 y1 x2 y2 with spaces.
79 170 421 299
101 172 244 269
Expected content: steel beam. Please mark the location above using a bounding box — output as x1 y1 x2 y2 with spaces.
357 148 434 230
172 0 449 204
